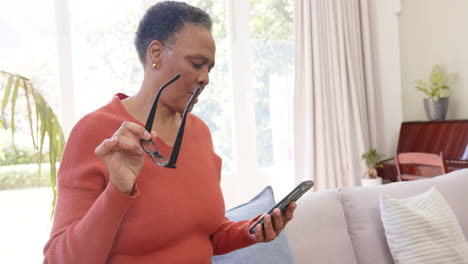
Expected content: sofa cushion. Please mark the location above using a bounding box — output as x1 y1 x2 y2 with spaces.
212 186 295 264
340 168 468 264
380 187 468 263
285 189 357 264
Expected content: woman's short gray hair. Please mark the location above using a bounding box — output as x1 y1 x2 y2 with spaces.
134 1 212 65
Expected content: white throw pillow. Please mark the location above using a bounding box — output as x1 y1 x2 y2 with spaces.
380 187 468 264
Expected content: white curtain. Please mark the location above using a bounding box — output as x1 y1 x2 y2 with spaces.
294 0 380 190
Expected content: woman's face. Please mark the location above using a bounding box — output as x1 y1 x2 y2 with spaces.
158 23 216 114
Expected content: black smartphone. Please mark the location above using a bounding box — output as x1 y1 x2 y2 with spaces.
248 180 314 234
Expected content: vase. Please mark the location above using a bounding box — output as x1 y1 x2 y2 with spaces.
361 177 382 187
424 97 449 121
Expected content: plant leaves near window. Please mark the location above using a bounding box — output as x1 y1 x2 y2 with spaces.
0 70 64 218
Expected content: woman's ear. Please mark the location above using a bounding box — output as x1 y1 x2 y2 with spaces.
147 40 163 68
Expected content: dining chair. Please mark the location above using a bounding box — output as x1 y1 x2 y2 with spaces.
395 152 446 181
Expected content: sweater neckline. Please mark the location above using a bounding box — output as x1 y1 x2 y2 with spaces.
111 93 192 151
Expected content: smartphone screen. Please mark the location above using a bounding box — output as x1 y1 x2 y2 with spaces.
248 180 314 234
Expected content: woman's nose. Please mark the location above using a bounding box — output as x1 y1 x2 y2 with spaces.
197 68 210 86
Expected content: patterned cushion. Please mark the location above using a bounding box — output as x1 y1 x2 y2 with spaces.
380 187 468 264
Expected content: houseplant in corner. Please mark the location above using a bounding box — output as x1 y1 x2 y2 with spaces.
1 70 65 217
415 64 456 121
361 148 383 186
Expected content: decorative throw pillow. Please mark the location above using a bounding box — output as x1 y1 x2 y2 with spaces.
212 186 295 264
380 187 468 264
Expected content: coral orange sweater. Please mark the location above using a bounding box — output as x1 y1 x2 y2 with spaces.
43 94 256 264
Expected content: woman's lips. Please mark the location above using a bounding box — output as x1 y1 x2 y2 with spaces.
188 92 199 104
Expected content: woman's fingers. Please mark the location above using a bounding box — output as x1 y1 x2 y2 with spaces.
283 202 296 224
95 122 152 158
95 135 143 158
251 202 298 243
114 135 145 155
151 131 158 141
95 137 118 157
272 208 284 233
254 223 264 242
262 214 277 242
118 121 151 140
93 121 157 195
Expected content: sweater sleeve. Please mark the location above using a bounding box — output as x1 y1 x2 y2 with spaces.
210 215 261 255
43 114 137 264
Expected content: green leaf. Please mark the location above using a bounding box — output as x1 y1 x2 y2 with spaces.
431 72 442 85
48 109 58 219
361 148 383 168
1 74 14 118
23 79 38 152
416 87 431 97
415 64 456 99
430 64 442 84
10 76 21 151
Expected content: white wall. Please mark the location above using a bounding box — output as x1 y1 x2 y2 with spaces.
371 0 403 157
400 0 468 121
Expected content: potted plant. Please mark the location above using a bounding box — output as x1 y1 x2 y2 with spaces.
415 64 457 121
1 70 65 216
361 148 383 186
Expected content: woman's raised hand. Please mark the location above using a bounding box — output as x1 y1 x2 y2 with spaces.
249 202 297 243
95 121 156 195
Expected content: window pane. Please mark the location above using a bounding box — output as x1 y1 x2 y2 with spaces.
0 0 60 171
70 0 235 172
182 0 236 172
0 0 61 126
69 0 145 119
0 0 59 262
249 0 294 168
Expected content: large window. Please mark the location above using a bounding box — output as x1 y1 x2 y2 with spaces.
249 0 294 168
0 0 61 135
67 1 295 205
0 1 60 262
184 0 236 172
169 0 295 206
0 0 294 262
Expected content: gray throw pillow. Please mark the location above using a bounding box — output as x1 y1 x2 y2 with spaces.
212 186 295 264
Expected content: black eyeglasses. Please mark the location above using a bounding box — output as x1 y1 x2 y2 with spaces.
140 73 201 168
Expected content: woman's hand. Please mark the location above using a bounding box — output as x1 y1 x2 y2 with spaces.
95 121 156 195
249 201 297 242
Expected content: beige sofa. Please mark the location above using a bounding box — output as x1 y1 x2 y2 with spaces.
285 168 468 264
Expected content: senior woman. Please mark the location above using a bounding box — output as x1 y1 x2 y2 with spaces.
43 1 296 263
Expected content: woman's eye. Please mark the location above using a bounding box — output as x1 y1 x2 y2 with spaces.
192 62 203 69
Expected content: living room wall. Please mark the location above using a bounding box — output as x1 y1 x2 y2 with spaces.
371 0 402 157
400 0 468 121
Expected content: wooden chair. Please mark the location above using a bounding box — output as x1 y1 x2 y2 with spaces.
395 152 446 181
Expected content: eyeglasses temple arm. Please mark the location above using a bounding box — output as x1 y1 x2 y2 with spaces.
167 86 201 168
144 73 181 132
